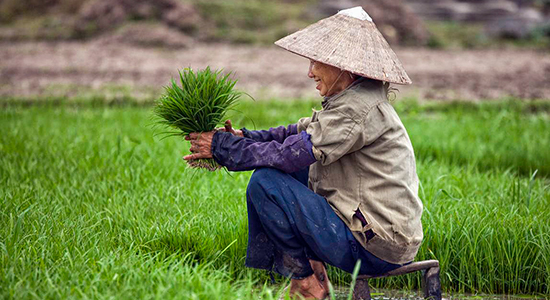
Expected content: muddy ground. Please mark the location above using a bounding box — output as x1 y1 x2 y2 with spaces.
1 41 549 101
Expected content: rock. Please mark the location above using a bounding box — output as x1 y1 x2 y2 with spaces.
481 1 519 14
74 0 202 37
162 4 202 33
407 1 521 22
464 1 519 22
405 0 549 22
405 0 550 40
76 0 127 34
487 7 545 38
437 2 476 21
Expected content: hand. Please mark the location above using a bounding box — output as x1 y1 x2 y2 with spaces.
183 131 215 160
216 120 244 137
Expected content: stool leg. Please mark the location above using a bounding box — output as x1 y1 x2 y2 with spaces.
352 279 371 300
422 267 441 300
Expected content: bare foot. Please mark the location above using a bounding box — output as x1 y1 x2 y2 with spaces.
309 260 331 292
287 274 327 299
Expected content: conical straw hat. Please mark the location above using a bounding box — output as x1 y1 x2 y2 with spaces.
275 7 412 85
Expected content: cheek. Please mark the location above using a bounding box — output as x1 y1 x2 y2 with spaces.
317 79 325 88
321 77 331 90
320 83 328 95
320 72 333 86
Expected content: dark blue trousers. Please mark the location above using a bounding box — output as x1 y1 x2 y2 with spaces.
245 168 401 279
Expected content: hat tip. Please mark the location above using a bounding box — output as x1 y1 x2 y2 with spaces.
337 6 373 22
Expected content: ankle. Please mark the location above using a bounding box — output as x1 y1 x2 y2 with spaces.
290 274 327 299
291 274 316 289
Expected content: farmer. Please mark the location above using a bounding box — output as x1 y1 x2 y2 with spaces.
184 7 423 299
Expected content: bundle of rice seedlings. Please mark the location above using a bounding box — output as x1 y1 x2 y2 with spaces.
155 67 242 171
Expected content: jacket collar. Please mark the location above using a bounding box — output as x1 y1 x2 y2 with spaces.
322 77 367 109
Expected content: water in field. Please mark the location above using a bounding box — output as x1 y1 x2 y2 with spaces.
331 288 545 300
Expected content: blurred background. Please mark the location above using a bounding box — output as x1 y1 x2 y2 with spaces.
1 0 549 101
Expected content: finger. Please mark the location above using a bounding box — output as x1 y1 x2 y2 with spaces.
190 141 203 152
188 132 200 139
184 135 191 140
224 120 233 132
183 153 206 161
183 154 196 160
196 139 209 146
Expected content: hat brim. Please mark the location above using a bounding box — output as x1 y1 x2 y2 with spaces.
275 14 412 85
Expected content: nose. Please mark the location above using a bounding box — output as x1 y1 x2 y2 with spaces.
308 60 314 78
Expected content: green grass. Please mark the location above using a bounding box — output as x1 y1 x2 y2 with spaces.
395 99 550 178
1 97 550 298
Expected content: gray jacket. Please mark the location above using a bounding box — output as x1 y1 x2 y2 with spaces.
297 78 423 264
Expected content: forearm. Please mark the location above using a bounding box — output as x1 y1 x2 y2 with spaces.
241 124 298 143
211 131 316 173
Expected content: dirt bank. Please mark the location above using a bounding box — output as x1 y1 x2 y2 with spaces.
1 41 549 101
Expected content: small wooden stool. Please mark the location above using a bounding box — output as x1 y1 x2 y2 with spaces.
352 260 441 300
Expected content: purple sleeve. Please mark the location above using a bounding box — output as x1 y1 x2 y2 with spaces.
211 131 316 173
241 124 298 143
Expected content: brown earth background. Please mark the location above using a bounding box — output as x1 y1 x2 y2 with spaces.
1 0 549 101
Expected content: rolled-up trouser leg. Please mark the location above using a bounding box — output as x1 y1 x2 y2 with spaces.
245 168 401 278
245 168 314 278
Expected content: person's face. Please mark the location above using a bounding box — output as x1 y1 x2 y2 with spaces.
308 60 343 97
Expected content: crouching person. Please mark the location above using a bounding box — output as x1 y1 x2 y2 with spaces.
184 7 423 299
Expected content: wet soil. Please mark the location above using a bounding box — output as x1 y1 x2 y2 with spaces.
332 288 545 300
1 41 549 101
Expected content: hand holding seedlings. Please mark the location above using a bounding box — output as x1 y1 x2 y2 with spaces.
183 120 244 161
154 67 243 171
184 131 215 160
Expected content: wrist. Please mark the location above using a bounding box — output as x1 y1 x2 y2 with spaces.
211 131 225 165
241 127 253 139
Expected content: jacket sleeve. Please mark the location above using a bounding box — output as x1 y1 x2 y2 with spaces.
211 131 317 173
241 124 298 143
296 117 312 133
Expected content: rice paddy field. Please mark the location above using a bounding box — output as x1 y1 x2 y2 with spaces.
1 97 550 299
